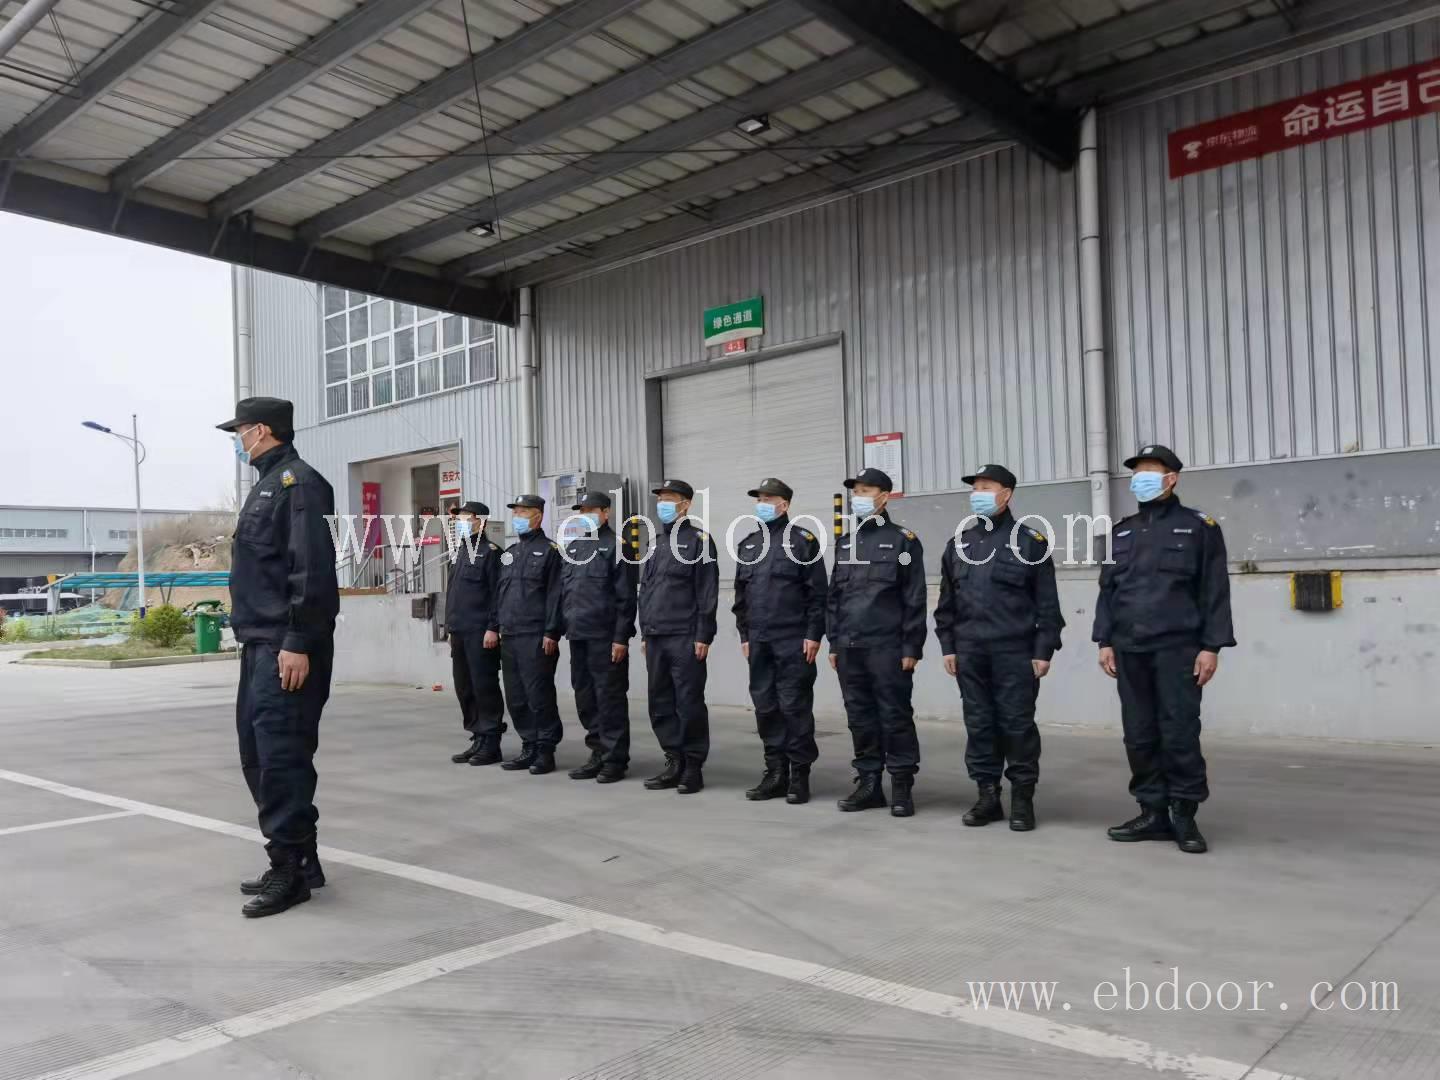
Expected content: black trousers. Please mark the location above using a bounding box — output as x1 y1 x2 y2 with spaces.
236 639 332 860
835 645 920 777
645 634 709 764
570 638 631 766
747 638 819 766
1115 646 1209 805
955 650 1041 787
501 633 563 750
450 631 506 739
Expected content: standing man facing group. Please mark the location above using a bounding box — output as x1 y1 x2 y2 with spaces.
732 478 827 806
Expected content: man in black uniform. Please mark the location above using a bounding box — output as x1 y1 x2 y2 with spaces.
560 491 637 784
827 468 926 817
935 464 1064 832
493 493 565 775
218 397 338 919
445 501 507 767
638 479 718 795
1094 445 1235 854
732 477 827 805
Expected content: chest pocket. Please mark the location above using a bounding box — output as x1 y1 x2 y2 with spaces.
587 549 613 578
521 551 548 579
991 561 1027 589
1111 533 1135 563
1160 542 1196 575
866 549 899 582
236 502 279 549
664 546 698 575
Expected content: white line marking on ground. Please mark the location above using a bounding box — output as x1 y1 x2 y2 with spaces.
27 922 588 1080
0 810 138 837
0 769 1305 1080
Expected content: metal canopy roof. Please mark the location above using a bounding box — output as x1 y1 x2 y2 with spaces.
2 0 1435 319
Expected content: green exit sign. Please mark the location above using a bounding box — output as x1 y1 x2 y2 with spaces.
703 297 764 346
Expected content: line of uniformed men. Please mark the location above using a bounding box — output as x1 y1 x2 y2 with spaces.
446 450 1233 853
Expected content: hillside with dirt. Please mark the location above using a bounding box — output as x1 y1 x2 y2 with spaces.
106 513 234 611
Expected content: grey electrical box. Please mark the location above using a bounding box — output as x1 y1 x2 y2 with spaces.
538 470 626 539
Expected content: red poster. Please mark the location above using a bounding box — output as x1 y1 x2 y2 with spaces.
361 482 381 551
1168 58 1440 179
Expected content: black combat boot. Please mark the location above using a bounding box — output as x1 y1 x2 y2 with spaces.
241 851 312 918
1107 803 1173 842
962 782 1005 826
745 760 789 801
889 774 915 817
1009 785 1036 832
241 850 325 895
468 735 503 766
1169 799 1208 854
596 763 627 784
451 738 480 764
836 773 886 812
569 749 604 780
643 755 683 790
786 764 811 805
501 743 538 771
677 761 704 795
528 747 557 775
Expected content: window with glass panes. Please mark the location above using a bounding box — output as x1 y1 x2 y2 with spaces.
323 286 498 419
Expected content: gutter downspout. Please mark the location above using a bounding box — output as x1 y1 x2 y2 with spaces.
517 286 539 494
1078 108 1112 529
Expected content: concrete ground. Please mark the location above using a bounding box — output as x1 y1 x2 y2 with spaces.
0 655 1437 1080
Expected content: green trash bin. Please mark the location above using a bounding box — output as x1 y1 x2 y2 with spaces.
192 600 223 655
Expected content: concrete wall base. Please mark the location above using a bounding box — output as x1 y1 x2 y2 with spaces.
335 569 1440 744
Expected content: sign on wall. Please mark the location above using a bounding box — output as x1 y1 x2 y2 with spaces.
863 432 905 497
1168 58 1440 179
361 482 381 551
439 466 462 500
703 297 764 347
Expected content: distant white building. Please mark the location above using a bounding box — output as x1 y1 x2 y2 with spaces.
0 505 194 581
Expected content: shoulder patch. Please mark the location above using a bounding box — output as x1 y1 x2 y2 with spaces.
698 531 709 542
551 542 560 550
280 469 296 488
1193 510 1218 527
1027 527 1046 543
903 529 916 540
800 530 814 543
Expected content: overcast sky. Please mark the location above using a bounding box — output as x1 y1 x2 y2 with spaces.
0 213 236 511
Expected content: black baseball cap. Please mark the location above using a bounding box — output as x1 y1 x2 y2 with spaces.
843 468 893 492
961 463 1017 489
747 477 793 500
1124 444 1184 472
216 396 294 437
572 491 612 510
505 494 545 510
457 501 490 516
651 478 694 499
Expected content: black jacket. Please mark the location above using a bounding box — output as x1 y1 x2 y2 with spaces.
825 513 927 657
637 519 719 642
494 529 564 638
732 514 827 643
443 532 502 635
561 524 638 643
230 443 339 652
934 509 1064 659
1091 496 1236 653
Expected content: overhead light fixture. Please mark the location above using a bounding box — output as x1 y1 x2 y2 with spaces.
735 114 770 136
468 221 496 238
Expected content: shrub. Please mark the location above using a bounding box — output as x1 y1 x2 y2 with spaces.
138 605 192 648
2 618 30 643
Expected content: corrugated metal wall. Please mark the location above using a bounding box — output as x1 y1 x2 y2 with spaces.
247 270 523 516
539 155 1087 494
1103 20 1440 469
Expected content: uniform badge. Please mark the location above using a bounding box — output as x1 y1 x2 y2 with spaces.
903 530 916 540
800 530 814 542
1029 528 1047 542
281 469 296 488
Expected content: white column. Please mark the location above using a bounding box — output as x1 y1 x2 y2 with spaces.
233 265 255 505
1078 108 1111 527
517 286 539 494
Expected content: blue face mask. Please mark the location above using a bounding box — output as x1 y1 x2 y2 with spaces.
656 501 679 525
232 427 257 466
754 503 779 523
1130 472 1168 503
511 515 532 535
577 513 600 533
969 491 999 517
455 518 474 538
851 495 877 518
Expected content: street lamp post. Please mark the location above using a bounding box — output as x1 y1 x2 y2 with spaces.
82 415 148 618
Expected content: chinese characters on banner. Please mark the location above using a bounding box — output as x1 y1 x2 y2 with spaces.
1168 59 1440 179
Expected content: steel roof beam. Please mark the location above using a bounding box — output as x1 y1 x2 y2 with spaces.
207 0 652 222
373 44 883 261
296 0 813 245
0 0 228 160
444 87 950 277
790 0 1078 167
110 0 449 195
0 168 511 321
